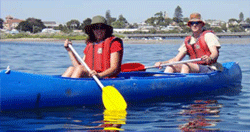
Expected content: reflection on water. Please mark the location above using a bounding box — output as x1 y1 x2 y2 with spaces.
179 100 222 131
91 110 127 131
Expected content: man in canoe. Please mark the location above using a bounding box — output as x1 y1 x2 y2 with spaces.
62 15 123 78
155 12 223 73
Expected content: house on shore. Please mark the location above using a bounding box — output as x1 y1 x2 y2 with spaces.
3 15 24 31
239 21 250 32
42 21 60 28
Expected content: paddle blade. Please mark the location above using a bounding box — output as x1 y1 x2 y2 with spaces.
121 63 146 72
102 86 127 110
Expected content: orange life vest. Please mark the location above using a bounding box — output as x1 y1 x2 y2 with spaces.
184 30 218 65
84 36 123 77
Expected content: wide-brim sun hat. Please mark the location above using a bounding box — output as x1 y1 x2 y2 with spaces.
187 13 205 27
84 15 113 35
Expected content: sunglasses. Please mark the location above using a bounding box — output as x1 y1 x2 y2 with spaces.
190 21 201 25
93 25 106 30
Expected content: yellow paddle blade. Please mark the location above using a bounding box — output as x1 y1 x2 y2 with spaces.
102 86 127 110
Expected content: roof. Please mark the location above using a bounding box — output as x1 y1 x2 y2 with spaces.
4 19 24 25
43 21 57 24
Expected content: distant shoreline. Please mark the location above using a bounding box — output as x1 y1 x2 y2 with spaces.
0 37 249 44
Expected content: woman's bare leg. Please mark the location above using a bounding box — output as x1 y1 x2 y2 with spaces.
71 65 88 78
62 66 75 77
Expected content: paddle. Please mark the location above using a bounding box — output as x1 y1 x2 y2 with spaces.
68 44 127 110
121 58 202 72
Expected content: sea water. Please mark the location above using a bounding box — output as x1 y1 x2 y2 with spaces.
0 40 250 131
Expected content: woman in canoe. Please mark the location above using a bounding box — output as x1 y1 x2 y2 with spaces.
155 12 223 73
62 15 123 78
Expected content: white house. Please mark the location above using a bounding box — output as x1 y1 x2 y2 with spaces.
113 28 138 33
205 20 226 28
43 21 60 28
41 28 60 33
161 25 181 31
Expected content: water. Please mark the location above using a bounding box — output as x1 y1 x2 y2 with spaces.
0 40 250 131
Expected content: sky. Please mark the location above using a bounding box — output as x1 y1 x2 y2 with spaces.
1 0 249 24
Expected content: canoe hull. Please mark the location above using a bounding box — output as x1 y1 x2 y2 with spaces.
0 62 242 111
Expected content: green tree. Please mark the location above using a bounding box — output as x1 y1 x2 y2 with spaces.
149 28 157 34
228 23 244 32
212 27 223 33
154 12 163 18
183 17 189 22
229 25 244 32
16 17 45 33
66 19 80 30
239 12 244 22
80 18 91 31
181 26 191 33
58 24 64 30
52 24 71 33
173 6 183 23
61 25 71 33
204 23 211 30
164 18 173 26
145 17 156 26
178 22 185 27
145 11 172 26
132 23 138 28
118 15 128 24
228 18 238 23
106 10 116 25
111 21 125 28
0 18 3 29
27 18 45 29
16 21 31 32
111 15 128 28
154 11 165 26
127 24 134 28
84 18 92 25
246 18 250 24
53 24 64 30
106 10 112 25
220 23 227 32
127 23 138 28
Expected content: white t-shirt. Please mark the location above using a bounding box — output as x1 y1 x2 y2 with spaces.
178 32 223 71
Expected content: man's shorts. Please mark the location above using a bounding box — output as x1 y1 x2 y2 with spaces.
199 65 216 73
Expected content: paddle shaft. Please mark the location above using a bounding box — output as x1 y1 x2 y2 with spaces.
68 44 104 88
145 58 202 69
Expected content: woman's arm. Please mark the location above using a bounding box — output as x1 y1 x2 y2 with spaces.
64 39 81 67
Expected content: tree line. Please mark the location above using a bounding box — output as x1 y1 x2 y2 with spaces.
1 6 250 33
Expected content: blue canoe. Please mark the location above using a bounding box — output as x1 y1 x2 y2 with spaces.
0 62 242 111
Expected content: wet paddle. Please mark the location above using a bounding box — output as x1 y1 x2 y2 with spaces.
68 45 127 110
121 58 202 72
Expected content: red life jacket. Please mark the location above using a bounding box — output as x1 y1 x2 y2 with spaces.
84 36 123 77
184 30 218 65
